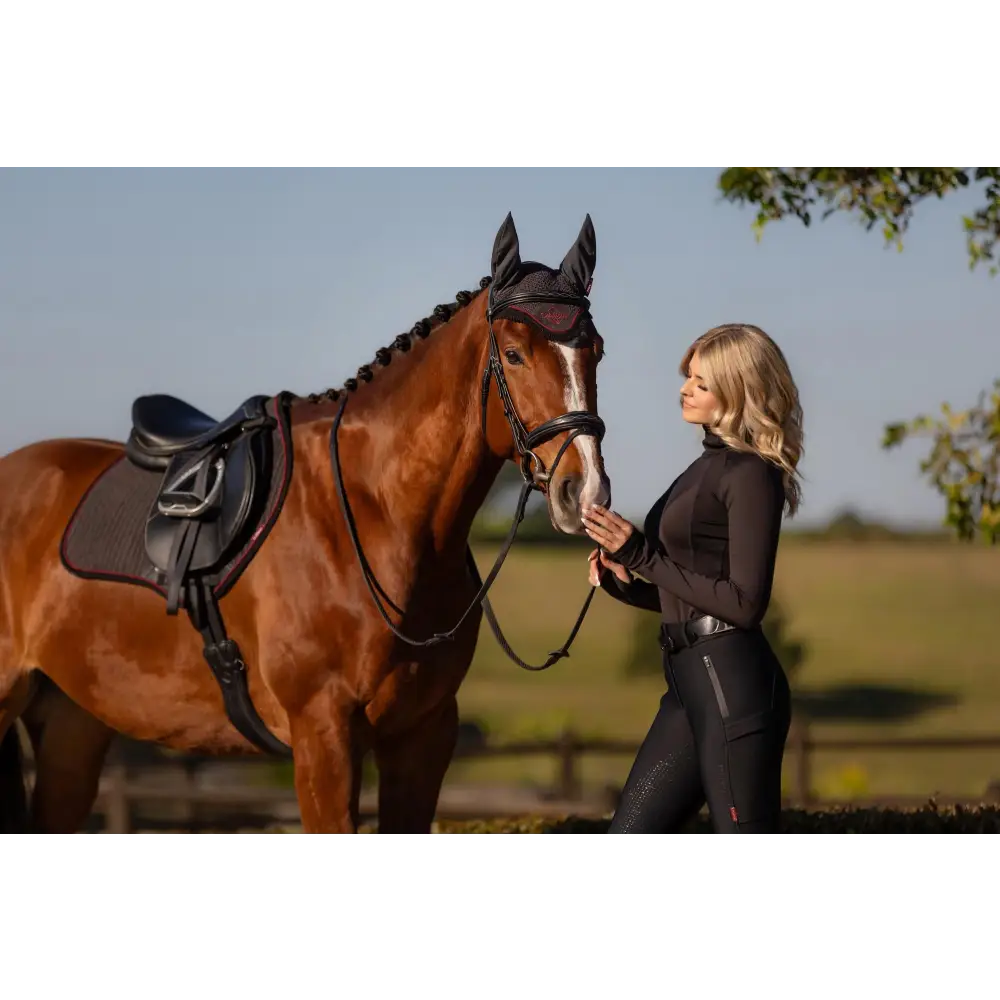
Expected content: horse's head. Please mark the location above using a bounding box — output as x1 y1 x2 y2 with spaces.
482 212 612 535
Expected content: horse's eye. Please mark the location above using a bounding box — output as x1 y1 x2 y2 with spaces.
504 349 524 366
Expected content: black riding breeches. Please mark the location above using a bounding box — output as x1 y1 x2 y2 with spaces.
608 628 791 833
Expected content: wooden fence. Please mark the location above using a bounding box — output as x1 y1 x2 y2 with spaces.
28 719 1000 832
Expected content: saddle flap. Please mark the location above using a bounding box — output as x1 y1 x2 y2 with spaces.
144 429 271 582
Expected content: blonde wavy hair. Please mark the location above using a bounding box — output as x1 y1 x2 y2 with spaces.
680 324 804 517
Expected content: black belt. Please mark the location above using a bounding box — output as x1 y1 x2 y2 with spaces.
659 615 737 653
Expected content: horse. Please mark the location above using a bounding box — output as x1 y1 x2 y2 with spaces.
0 212 611 833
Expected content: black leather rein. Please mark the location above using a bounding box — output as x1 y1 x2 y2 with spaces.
329 289 606 672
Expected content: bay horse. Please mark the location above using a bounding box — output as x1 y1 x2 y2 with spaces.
0 212 611 833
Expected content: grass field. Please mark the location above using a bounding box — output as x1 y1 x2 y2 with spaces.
445 537 1000 800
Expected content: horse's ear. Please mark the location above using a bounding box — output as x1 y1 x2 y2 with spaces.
559 214 597 293
491 212 521 291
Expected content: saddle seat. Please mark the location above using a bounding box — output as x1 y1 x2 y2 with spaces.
123 393 277 613
127 394 271 470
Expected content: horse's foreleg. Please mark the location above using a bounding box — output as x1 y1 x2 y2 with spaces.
373 696 458 834
22 681 115 833
289 686 367 833
0 673 36 833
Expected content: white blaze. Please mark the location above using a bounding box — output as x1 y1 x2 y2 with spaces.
553 343 605 508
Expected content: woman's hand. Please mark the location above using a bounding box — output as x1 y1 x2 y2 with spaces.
588 548 632 586
587 548 603 587
582 505 637 555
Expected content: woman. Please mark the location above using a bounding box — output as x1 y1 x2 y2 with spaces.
582 323 803 834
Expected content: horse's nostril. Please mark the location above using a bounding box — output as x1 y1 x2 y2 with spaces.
558 476 581 510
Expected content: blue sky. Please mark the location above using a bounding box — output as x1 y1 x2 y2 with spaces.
1 168 996 527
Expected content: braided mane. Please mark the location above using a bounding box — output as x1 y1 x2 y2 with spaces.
297 276 493 405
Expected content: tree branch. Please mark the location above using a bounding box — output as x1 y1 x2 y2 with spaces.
718 168 1000 275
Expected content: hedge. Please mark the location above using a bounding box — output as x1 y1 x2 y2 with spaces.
428 804 1000 833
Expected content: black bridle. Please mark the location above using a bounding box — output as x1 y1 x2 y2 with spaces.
481 288 606 489
329 286 607 671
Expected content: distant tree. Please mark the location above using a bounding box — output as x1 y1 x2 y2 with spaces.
622 596 807 682
760 598 807 681
716 168 1000 543
821 508 897 542
827 509 866 537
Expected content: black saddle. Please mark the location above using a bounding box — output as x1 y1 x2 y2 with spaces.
127 394 273 471
125 394 276 614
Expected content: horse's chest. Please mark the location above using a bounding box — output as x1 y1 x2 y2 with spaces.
364 624 479 729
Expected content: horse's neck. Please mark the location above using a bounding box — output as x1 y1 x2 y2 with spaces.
314 300 506 561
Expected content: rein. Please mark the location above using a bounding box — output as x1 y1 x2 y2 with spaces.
329 288 606 672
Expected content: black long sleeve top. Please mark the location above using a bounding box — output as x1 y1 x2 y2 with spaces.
601 429 785 630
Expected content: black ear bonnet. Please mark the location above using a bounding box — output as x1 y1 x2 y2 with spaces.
487 212 597 342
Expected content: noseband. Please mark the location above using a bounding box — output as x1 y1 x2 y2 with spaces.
330 288 606 672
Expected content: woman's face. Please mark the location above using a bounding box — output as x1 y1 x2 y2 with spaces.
679 350 719 425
